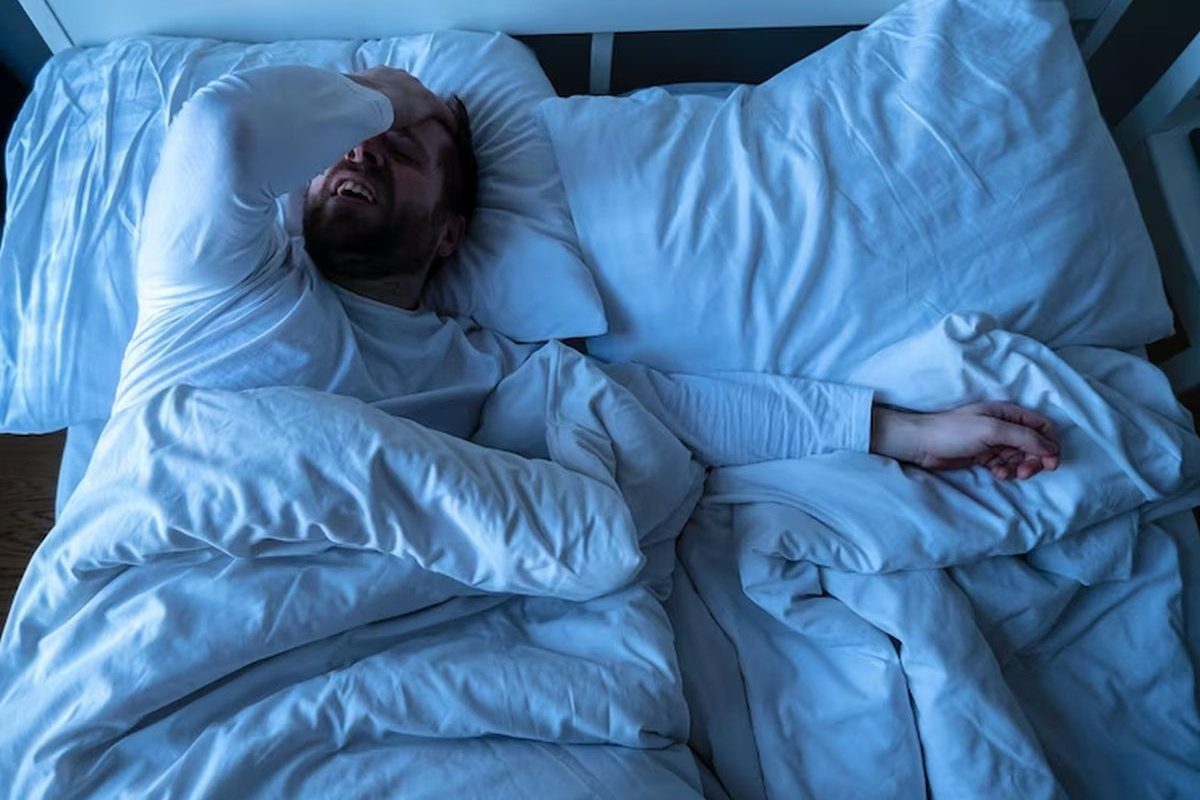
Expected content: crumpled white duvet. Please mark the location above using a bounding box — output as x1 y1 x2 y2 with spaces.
4 315 1197 799
0 343 708 799
675 314 1200 799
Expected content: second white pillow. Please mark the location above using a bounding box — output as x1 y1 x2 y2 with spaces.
537 0 1172 380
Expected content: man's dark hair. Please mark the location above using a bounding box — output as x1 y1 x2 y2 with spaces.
441 94 478 228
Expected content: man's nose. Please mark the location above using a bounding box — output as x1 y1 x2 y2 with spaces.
346 139 383 168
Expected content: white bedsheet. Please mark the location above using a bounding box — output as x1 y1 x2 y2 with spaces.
0 343 708 798
677 314 1200 798
10 313 1198 798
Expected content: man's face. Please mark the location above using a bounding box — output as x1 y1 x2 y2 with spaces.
303 112 457 274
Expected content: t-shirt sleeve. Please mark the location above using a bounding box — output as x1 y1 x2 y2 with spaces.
601 363 875 467
135 65 394 310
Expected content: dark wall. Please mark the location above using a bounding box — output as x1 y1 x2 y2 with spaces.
0 64 17 220
0 0 50 222
0 0 51 86
1089 0 1200 125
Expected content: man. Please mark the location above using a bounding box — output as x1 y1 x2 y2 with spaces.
114 64 1060 480
301 67 474 309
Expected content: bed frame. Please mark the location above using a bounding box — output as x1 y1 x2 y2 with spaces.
1116 32 1200 395
15 0 1196 393
14 0 1117 91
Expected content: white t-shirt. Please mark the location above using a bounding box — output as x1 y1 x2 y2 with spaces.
114 66 532 440
114 65 874 461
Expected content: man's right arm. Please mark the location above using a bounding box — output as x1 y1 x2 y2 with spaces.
136 66 396 309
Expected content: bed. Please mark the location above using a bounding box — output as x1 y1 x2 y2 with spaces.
2 1 1199 798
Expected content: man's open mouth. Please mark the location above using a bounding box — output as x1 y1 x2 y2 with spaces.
334 177 377 205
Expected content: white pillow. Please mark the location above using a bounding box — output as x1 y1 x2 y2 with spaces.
0 32 604 434
537 0 1174 379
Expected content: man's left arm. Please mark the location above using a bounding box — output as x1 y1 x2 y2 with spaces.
603 363 1060 479
601 364 874 466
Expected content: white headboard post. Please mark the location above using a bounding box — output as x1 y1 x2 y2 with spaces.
1080 0 1134 59
15 0 71 52
589 33 614 95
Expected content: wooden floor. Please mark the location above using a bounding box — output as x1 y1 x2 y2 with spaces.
0 430 65 625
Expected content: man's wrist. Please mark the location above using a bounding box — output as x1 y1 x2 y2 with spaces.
870 405 922 463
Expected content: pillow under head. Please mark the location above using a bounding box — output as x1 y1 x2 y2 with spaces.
0 31 604 433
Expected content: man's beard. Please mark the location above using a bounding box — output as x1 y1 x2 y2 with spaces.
301 191 441 282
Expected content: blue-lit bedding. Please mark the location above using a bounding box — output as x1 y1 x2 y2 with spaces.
2 0 1199 797
677 315 1200 798
1 345 711 798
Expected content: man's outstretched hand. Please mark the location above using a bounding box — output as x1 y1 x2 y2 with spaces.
871 401 1061 480
346 66 455 133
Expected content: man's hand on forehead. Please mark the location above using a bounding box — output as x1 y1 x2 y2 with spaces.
346 66 456 135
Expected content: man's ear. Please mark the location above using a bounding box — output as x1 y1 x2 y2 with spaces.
436 215 466 259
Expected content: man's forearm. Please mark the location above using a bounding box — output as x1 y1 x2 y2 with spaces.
870 405 922 463
200 66 394 201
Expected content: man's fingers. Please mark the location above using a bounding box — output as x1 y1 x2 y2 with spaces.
970 403 1062 480
394 96 455 133
1001 448 1027 480
982 447 1019 475
1016 455 1043 480
986 419 1059 458
354 66 458 131
986 449 1017 480
1002 448 1027 468
982 402 1059 445
982 401 1053 430
983 447 1054 481
968 401 1062 479
988 454 1041 481
424 97 458 129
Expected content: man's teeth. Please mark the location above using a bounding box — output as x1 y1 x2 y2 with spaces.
338 180 375 203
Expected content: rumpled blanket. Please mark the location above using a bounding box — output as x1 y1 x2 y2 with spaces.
0 343 709 799
674 314 1200 799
